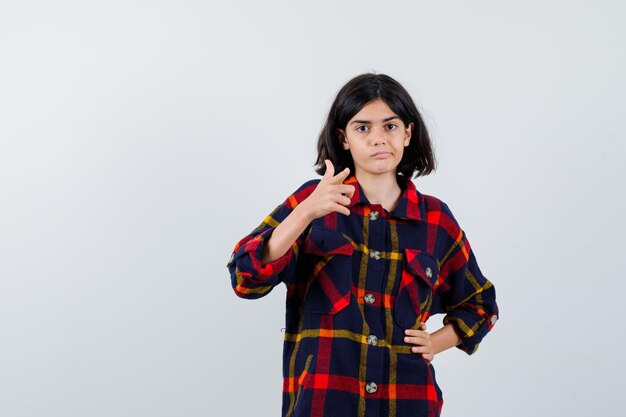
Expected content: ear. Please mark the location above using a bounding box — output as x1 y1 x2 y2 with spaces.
404 122 414 147
338 129 350 150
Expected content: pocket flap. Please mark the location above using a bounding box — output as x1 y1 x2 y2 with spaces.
394 249 440 329
301 227 353 315
303 227 354 257
404 248 439 287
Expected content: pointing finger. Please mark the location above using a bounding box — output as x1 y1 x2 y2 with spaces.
332 166 351 184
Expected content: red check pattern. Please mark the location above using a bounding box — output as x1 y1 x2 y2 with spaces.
228 174 499 417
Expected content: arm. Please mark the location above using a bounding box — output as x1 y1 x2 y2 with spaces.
438 203 499 355
260 203 313 265
404 202 498 360
260 160 354 265
228 160 355 298
227 198 309 299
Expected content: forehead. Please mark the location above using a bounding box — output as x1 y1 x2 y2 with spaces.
349 99 398 122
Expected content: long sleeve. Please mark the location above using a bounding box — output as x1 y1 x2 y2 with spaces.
438 202 499 355
227 180 319 299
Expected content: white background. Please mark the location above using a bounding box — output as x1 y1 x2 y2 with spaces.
1 1 625 416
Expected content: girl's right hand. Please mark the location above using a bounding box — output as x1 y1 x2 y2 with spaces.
300 159 355 220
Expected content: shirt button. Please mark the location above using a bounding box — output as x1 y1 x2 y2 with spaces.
367 335 378 346
363 293 375 304
365 382 378 394
369 250 381 260
425 267 432 278
490 314 498 325
369 210 379 221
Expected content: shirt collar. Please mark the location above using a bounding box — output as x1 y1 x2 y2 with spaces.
344 174 424 222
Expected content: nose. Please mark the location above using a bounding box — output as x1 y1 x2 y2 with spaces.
371 126 388 146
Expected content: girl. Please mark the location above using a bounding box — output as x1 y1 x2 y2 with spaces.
227 73 499 417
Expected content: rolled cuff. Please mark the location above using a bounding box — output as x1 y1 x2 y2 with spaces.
229 228 294 283
443 307 499 355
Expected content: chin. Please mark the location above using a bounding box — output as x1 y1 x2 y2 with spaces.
372 167 397 176
373 162 397 172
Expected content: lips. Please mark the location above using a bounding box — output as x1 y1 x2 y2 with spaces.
372 151 392 158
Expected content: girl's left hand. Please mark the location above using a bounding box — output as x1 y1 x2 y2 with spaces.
404 323 434 363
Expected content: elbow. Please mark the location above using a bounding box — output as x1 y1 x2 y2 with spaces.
232 282 272 300
230 270 273 300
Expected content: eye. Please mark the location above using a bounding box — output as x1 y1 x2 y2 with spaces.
356 125 369 133
386 123 397 130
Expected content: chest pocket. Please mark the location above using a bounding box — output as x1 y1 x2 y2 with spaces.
301 227 354 315
394 248 439 329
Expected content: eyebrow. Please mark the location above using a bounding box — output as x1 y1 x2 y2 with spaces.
350 116 400 125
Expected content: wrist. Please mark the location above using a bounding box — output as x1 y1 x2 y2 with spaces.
431 323 461 355
293 201 315 224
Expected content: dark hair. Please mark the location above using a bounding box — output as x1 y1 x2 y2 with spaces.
315 73 436 178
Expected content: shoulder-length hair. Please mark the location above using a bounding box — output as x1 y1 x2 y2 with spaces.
315 73 436 178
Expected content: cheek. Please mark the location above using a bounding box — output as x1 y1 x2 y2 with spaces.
395 146 405 160
350 145 366 156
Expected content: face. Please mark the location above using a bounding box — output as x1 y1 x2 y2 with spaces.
338 99 413 178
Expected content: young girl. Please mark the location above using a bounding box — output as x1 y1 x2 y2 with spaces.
227 73 499 417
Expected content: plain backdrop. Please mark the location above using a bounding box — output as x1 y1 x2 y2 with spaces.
1 1 625 416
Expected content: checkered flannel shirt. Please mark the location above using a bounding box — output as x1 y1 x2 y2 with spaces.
227 174 499 417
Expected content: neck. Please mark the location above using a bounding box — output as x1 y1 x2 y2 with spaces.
354 171 402 212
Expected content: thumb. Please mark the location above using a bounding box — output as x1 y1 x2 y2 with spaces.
323 159 335 180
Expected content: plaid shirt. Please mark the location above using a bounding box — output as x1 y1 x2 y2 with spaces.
227 174 499 417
